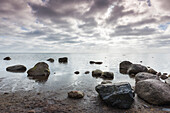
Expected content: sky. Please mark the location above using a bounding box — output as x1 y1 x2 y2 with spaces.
0 0 170 53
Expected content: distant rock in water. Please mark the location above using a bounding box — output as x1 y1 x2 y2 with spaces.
95 82 134 109
6 65 27 72
95 62 103 65
127 64 148 75
47 58 54 63
135 72 159 83
74 71 79 74
58 57 68 63
89 61 95 64
135 79 170 105
27 62 50 77
147 68 157 75
3 57 11 60
84 71 90 74
89 61 103 65
101 72 114 79
92 69 102 77
68 91 84 99
119 61 132 74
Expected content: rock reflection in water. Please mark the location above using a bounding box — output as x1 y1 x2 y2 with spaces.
27 75 49 83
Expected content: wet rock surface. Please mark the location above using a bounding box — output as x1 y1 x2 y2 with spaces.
92 69 102 77
47 58 54 63
95 82 134 109
6 65 27 72
135 72 158 83
147 68 157 75
135 79 170 105
101 72 114 79
119 61 132 72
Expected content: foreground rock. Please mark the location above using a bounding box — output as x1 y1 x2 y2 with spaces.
47 58 54 63
58 57 68 63
135 72 158 83
68 91 84 99
6 65 27 72
3 57 11 60
27 62 50 76
101 72 114 79
95 82 134 109
135 79 170 105
127 64 148 75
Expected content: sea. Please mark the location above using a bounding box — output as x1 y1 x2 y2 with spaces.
0 53 169 93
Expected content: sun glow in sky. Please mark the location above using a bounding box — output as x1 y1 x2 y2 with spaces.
0 0 170 53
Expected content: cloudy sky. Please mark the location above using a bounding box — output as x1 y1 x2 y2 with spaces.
0 0 170 53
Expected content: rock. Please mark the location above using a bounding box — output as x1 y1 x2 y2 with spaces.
140 61 142 63
89 61 95 64
68 91 84 99
169 75 170 77
127 64 148 75
84 71 90 74
119 61 132 71
6 65 27 72
147 68 157 75
163 73 168 76
92 69 102 77
58 57 68 63
161 75 168 80
95 82 134 109
135 79 170 105
47 58 54 63
74 71 79 74
165 78 170 85
156 72 161 76
95 62 103 65
27 62 50 77
101 80 112 84
28 110 36 113
101 72 114 79
135 72 159 83
3 57 11 60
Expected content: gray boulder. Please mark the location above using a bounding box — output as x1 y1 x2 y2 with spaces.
6 65 27 72
27 62 50 77
127 64 148 75
135 79 170 105
95 82 134 109
135 72 159 83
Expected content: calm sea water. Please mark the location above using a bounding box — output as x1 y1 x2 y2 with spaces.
0 53 170 93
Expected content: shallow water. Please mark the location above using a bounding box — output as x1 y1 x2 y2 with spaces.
0 53 170 93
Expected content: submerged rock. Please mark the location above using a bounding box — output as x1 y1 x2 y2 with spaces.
127 64 148 75
47 58 54 63
135 79 170 105
3 57 11 60
101 72 114 79
68 91 84 99
135 72 158 83
6 65 27 72
58 57 68 63
27 62 50 77
92 69 102 77
147 68 157 75
95 82 134 109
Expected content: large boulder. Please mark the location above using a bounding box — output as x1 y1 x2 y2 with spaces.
95 82 134 109
135 72 159 83
3 57 11 60
27 62 50 77
101 72 114 79
6 65 27 72
119 61 132 71
127 64 148 75
58 57 68 63
135 79 170 105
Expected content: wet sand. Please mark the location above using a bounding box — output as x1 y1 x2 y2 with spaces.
0 89 169 113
